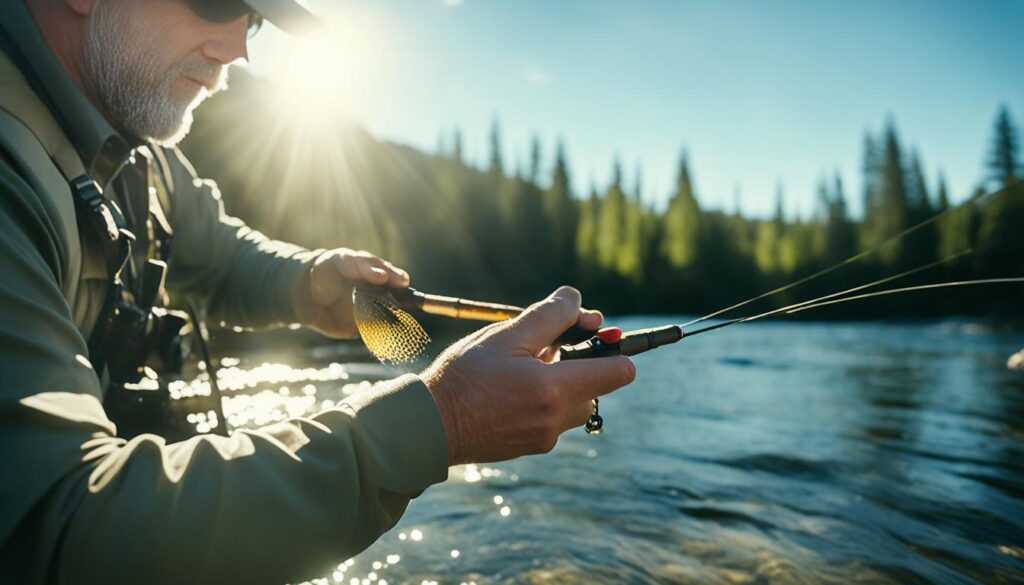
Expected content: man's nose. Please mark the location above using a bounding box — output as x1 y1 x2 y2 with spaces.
201 16 249 65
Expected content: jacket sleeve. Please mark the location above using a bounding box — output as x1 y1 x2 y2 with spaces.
158 146 321 328
0 160 450 584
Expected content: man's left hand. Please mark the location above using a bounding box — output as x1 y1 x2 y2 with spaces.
292 248 410 338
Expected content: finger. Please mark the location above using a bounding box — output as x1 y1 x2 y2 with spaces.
552 355 636 403
578 309 603 332
383 261 411 287
499 286 582 352
353 252 391 285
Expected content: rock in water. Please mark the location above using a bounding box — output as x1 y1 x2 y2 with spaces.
1009 349 1024 372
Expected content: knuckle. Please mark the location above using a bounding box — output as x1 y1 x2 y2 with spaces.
534 384 559 412
535 430 559 454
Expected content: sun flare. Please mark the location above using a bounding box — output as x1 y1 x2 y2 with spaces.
256 18 384 128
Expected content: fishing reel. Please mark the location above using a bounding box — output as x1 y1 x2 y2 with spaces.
558 325 685 360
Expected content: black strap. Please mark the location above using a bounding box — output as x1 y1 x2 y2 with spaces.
69 174 135 374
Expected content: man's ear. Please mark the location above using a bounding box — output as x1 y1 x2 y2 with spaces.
65 0 97 18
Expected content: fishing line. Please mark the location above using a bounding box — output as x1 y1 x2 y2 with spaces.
560 246 1017 360
785 278 1024 315
686 246 975 337
681 178 1023 329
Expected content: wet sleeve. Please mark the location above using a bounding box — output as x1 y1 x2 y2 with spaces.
0 161 450 585
159 146 322 328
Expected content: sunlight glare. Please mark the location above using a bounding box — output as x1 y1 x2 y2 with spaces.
261 20 383 128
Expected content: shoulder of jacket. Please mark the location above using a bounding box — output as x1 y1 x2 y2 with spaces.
0 52 83 294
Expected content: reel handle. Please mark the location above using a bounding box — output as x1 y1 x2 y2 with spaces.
559 325 684 360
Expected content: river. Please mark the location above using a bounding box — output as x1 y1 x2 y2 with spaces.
201 317 1024 584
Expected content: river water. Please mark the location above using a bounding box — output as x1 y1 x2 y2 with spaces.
203 318 1024 584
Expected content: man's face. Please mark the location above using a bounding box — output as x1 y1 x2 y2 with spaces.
82 0 250 145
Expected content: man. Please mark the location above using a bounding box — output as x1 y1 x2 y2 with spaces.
0 0 636 583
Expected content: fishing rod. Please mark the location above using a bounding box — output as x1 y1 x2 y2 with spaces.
559 277 1024 361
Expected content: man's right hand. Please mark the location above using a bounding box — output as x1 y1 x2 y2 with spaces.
421 286 636 465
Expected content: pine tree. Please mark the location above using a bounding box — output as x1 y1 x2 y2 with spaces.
987 105 1022 188
633 162 644 202
935 172 950 212
936 172 973 264
575 184 600 279
489 118 503 175
544 141 579 278
860 131 883 255
528 136 542 184
596 158 627 273
868 121 911 267
773 184 799 273
452 128 463 165
907 150 932 217
904 150 937 267
619 163 646 283
823 172 856 266
976 108 1024 278
774 182 786 229
658 152 701 269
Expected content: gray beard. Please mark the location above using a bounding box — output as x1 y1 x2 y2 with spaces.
82 2 226 146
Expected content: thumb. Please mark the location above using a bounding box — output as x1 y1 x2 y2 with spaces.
501 286 582 352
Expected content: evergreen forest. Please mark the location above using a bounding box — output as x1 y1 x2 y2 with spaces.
182 72 1024 321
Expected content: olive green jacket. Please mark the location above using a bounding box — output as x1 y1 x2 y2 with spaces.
0 3 449 583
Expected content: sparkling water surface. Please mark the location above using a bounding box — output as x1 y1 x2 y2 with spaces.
203 318 1024 584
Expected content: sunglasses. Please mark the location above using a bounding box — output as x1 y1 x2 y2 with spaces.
184 0 265 38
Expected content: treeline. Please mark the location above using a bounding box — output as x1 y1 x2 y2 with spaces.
181 72 1023 319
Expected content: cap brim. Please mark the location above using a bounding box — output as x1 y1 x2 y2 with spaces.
244 0 322 35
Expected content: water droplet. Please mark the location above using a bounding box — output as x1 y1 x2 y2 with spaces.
386 554 400 564
500 506 511 517
410 529 423 541
493 495 504 505
450 549 460 558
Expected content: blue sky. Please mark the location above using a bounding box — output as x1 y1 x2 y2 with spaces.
251 0 1024 218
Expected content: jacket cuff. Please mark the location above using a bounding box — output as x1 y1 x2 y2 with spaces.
333 373 450 493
